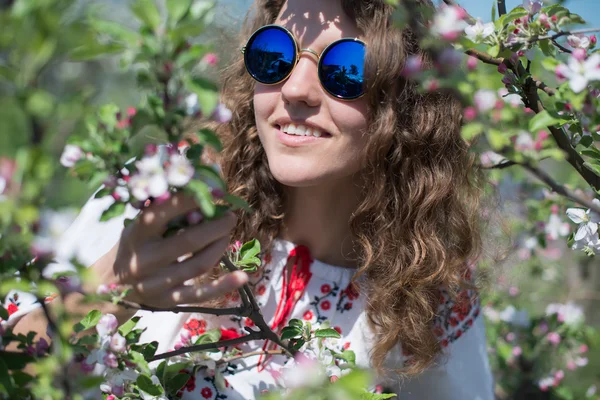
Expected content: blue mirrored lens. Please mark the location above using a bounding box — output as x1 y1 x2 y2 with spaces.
245 27 296 84
319 40 365 99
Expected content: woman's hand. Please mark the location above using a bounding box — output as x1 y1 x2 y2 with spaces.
94 193 248 307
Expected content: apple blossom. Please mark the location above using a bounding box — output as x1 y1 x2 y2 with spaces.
464 19 494 43
401 55 422 78
479 151 506 168
202 53 218 66
566 199 600 243
97 314 118 337
498 88 523 107
140 375 168 400
466 56 478 71
166 154 194 187
463 106 477 121
211 103 233 123
545 212 570 240
555 53 600 93
109 332 127 353
185 93 199 116
545 302 585 325
431 6 468 41
512 346 522 357
567 34 591 49
103 352 119 368
586 385 597 397
60 144 84 168
473 89 497 112
580 344 589 353
482 304 500 322
538 376 555 391
546 331 561 345
523 0 542 15
515 131 534 151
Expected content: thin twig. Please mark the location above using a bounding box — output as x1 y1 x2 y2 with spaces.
551 39 572 54
497 0 507 17
219 349 286 365
117 300 247 317
538 27 600 42
521 162 600 215
150 332 263 361
483 160 517 169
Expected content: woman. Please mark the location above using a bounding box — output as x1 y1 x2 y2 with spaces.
8 0 494 398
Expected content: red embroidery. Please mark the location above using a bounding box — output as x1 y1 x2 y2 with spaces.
176 369 196 397
303 310 314 321
7 303 18 315
321 300 331 311
321 284 331 294
244 318 255 327
333 326 342 334
201 387 213 398
257 285 266 296
183 319 206 336
343 342 351 350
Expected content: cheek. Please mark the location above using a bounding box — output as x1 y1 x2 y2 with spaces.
253 85 278 129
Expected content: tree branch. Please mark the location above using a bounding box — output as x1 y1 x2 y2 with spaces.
483 160 517 169
219 349 286 365
551 39 572 54
520 161 600 215
497 0 507 17
151 332 264 361
117 300 248 317
539 27 600 42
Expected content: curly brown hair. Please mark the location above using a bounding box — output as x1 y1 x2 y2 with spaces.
211 0 490 377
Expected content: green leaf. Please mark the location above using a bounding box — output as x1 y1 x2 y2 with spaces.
196 128 223 152
288 319 303 329
314 328 341 339
131 351 151 375
11 371 34 387
281 327 302 340
0 305 8 320
0 352 33 370
361 393 397 399
186 180 216 218
26 90 54 118
335 350 356 365
539 40 555 57
579 135 594 148
131 0 162 31
119 316 141 336
223 194 250 211
491 2 496 22
195 165 225 190
186 77 219 115
142 341 159 360
529 110 563 132
195 329 222 345
100 202 126 222
290 338 305 351
137 374 163 396
486 45 500 57
487 129 510 150
240 239 261 262
461 122 484 141
90 20 139 45
167 0 192 25
541 57 560 71
70 43 125 61
74 310 102 333
0 358 15 395
167 373 190 393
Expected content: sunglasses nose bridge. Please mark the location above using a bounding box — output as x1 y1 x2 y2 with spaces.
299 48 319 60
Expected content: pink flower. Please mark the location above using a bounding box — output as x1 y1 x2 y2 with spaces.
580 344 589 353
466 56 478 71
60 144 84 168
547 331 561 345
512 346 522 357
202 53 219 66
508 286 519 296
567 360 577 370
463 107 477 121
103 352 118 368
97 314 118 337
431 6 468 41
401 55 422 78
109 333 127 353
211 103 233 124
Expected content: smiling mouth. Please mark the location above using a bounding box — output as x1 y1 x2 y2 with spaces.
276 123 332 138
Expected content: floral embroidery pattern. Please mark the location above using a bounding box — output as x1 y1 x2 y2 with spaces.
433 287 481 348
308 282 340 323
183 318 207 337
176 369 197 398
335 282 359 314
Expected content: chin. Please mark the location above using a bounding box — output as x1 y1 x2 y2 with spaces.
266 156 330 188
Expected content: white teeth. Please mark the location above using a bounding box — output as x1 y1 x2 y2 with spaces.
281 123 325 137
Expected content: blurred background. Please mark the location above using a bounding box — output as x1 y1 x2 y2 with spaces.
1 0 599 398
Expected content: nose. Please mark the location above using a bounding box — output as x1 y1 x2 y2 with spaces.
280 51 322 108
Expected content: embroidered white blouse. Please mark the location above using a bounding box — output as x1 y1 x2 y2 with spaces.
2 194 495 400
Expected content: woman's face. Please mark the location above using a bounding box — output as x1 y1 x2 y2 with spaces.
253 0 369 188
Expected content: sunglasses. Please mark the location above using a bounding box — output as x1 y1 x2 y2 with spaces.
241 24 367 100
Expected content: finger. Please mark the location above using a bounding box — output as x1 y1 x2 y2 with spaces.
136 236 230 296
136 192 199 238
165 270 249 306
141 212 236 268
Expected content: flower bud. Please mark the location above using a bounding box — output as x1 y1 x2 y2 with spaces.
466 56 478 71
60 145 84 168
97 314 118 337
498 63 508 74
103 352 119 368
463 106 477 121
591 35 597 45
202 53 219 66
109 333 127 353
573 48 587 61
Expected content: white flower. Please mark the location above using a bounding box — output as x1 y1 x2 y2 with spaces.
479 151 506 168
483 305 500 323
129 172 169 201
499 305 530 327
566 199 600 241
431 6 468 41
556 53 600 93
545 213 570 240
498 88 523 107
97 314 118 337
586 385 597 398
140 375 168 400
166 154 194 187
515 131 535 152
282 355 326 389
464 19 495 43
523 0 543 14
211 103 232 123
568 34 591 49
109 333 127 353
546 302 585 325
191 350 223 371
0 177 6 196
474 89 497 112
538 376 555 391
102 367 139 396
60 144 84 168
185 93 199 116
136 154 164 176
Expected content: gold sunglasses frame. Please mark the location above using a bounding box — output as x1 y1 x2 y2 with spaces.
240 24 366 101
